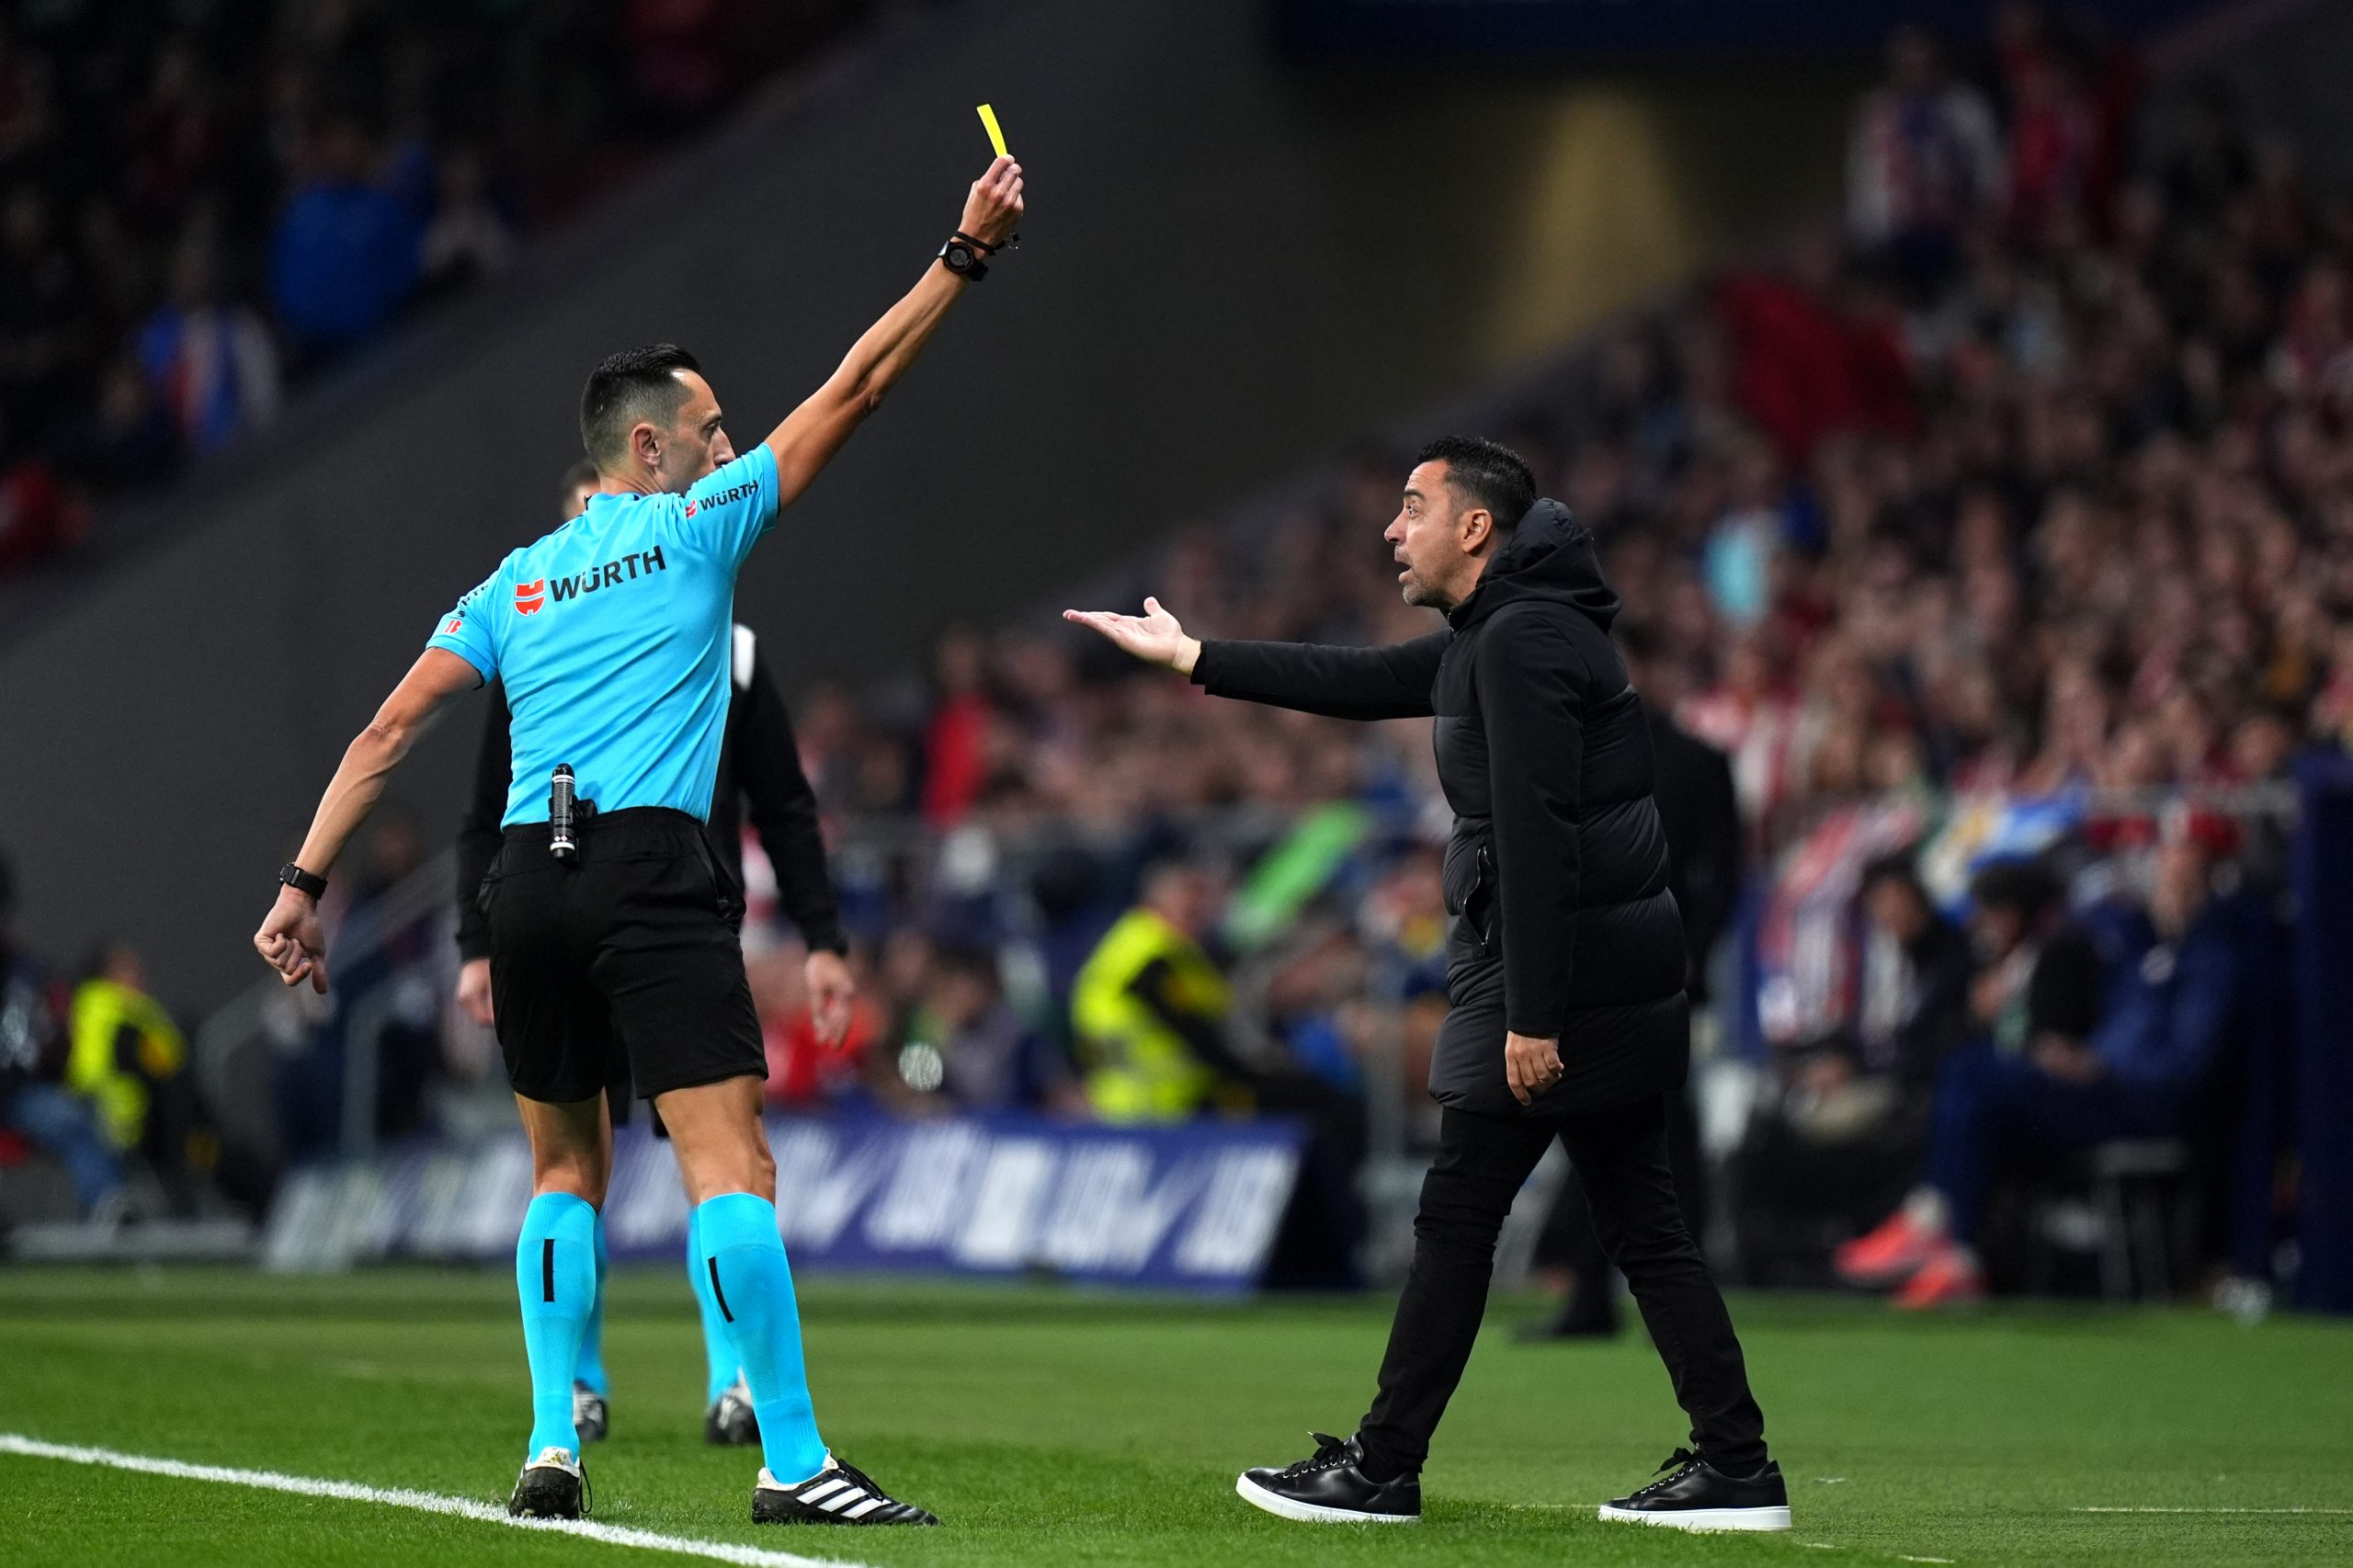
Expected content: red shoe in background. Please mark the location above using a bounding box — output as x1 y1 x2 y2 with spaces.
1834 1210 1941 1286
1892 1244 1986 1311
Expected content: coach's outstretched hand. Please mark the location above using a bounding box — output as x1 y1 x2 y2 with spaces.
1063 597 1201 676
961 155 1025 251
255 885 329 995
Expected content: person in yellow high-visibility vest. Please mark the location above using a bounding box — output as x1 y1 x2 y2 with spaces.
66 943 199 1213
66 945 187 1154
1072 862 1256 1123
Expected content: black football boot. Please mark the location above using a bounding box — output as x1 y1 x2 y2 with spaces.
506 1447 588 1519
752 1456 938 1526
571 1382 608 1444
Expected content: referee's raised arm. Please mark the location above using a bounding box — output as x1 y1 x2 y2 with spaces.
764 155 1023 507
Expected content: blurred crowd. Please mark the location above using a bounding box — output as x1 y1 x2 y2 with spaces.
786 12 2346 858
0 0 870 579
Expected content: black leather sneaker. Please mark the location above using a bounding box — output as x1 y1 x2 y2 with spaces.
752 1456 938 1526
1235 1432 1421 1524
1597 1448 1790 1532
507 1447 588 1519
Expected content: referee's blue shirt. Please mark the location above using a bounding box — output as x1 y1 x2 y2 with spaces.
426 445 779 827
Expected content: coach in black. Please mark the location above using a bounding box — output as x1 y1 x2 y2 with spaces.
1066 437 1786 1532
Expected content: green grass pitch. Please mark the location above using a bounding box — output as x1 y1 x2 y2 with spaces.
1 1267 2349 1566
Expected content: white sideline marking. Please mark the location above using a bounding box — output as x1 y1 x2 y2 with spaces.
0 1434 873 1568
2080 1497 2353 1506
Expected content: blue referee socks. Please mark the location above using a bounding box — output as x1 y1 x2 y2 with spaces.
574 1209 610 1397
696 1192 826 1483
516 1191 599 1460
687 1208 744 1405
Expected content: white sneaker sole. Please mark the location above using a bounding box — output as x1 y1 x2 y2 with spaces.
1597 1503 1791 1532
1234 1472 1418 1524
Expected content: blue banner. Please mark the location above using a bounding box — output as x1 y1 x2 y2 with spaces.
262 1112 1308 1294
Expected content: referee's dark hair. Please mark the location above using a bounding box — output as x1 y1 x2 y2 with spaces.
580 344 702 467
1418 435 1537 534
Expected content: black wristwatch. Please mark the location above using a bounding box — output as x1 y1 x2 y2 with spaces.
938 234 991 281
278 862 328 899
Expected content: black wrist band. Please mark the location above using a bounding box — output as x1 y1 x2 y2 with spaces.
951 230 1000 255
278 862 327 899
939 235 990 281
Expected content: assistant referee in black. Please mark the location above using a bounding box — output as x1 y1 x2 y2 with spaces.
1066 437 1787 1532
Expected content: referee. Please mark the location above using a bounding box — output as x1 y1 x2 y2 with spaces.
1066 437 1788 1532
255 152 1023 1526
451 461 855 1451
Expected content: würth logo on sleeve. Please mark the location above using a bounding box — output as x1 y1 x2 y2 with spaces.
514 579 547 615
683 480 755 519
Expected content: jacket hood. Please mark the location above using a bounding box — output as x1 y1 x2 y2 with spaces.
1447 498 1620 633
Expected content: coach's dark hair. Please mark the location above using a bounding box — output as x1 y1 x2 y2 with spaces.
1416 435 1536 535
579 345 702 467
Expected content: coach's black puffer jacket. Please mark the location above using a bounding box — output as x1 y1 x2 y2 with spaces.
1192 500 1688 1116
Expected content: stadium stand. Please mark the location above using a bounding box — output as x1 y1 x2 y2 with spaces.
0 0 872 578
855 18 2329 845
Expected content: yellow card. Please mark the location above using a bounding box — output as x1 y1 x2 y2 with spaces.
977 103 1009 159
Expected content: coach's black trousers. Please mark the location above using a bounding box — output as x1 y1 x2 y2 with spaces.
1355 1094 1768 1479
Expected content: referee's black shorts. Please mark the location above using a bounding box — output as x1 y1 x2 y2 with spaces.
478 807 766 1105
